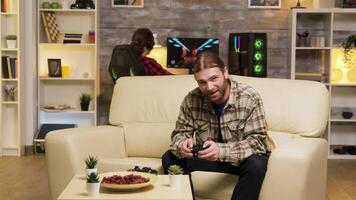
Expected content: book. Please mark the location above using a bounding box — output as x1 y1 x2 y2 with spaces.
1 56 9 78
6 56 12 78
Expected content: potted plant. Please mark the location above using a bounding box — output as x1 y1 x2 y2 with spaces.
80 93 93 111
84 155 98 176
86 172 100 197
168 164 184 187
3 85 16 101
342 34 356 67
6 35 17 49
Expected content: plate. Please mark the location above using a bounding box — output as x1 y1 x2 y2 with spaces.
100 171 157 191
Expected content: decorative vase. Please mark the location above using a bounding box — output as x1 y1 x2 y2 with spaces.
6 40 16 49
169 174 182 188
86 168 97 176
86 182 100 197
81 102 89 111
5 93 15 101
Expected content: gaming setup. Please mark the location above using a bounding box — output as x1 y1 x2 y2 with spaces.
166 32 267 77
108 32 267 84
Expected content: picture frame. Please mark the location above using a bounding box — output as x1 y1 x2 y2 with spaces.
112 0 144 8
48 59 62 77
248 0 281 9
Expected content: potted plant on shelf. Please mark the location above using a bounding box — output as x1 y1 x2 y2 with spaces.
86 172 100 197
84 155 98 176
342 34 356 67
168 164 184 188
80 93 92 111
6 35 17 49
3 85 16 101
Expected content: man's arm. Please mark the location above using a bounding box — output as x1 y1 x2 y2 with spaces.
217 97 270 163
169 96 195 158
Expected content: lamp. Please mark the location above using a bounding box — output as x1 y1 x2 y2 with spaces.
291 0 305 9
153 33 162 48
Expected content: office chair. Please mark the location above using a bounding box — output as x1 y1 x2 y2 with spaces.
108 44 146 84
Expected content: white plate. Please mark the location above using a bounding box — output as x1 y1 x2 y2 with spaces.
100 171 157 191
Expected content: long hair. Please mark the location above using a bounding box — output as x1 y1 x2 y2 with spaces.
131 28 155 55
192 51 225 73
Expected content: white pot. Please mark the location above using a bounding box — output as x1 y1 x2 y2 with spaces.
86 168 97 176
6 40 16 49
86 182 100 197
169 174 182 188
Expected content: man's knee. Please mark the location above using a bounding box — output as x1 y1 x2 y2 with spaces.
242 155 268 177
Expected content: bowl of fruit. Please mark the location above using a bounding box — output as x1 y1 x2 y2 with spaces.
100 171 157 191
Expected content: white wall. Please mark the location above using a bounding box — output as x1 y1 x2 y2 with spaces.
24 0 37 146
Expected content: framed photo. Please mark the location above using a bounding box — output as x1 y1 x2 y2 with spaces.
112 0 144 7
48 59 62 77
248 0 281 8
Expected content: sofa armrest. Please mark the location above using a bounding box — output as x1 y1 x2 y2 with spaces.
45 125 126 200
260 136 327 200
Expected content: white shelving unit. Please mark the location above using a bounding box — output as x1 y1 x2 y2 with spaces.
290 8 356 159
37 0 98 130
0 0 24 156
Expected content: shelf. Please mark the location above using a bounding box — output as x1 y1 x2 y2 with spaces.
331 83 356 87
330 118 356 122
2 101 18 105
0 12 17 15
296 47 331 50
1 79 18 82
295 72 322 77
329 150 356 159
39 43 95 47
39 110 96 114
39 77 95 81
39 9 95 12
1 48 18 51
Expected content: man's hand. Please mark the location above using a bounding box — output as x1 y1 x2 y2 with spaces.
180 138 193 158
198 140 219 161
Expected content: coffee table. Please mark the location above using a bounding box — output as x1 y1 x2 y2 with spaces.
58 174 193 200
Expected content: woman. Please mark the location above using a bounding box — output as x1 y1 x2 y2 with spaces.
131 28 173 75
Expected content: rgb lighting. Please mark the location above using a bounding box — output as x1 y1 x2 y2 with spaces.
254 52 263 61
254 39 264 49
253 64 263 74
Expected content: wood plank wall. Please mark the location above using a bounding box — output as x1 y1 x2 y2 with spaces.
98 0 314 124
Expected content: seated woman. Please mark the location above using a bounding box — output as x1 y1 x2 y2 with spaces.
131 28 173 75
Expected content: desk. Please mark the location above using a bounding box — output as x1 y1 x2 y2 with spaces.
58 174 193 200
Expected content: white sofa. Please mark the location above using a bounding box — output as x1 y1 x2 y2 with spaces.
46 75 329 200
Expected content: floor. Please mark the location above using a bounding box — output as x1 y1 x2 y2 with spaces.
0 155 355 200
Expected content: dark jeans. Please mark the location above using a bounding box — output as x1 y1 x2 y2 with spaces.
161 150 268 200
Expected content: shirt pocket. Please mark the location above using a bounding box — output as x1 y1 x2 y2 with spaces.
194 120 210 143
227 122 243 141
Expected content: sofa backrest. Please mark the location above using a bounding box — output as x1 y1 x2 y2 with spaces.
109 75 329 158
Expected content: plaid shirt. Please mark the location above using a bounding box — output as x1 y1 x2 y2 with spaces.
139 56 173 75
170 79 272 164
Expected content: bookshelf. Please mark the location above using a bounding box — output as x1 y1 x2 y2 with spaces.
0 0 24 156
289 8 356 159
37 0 98 131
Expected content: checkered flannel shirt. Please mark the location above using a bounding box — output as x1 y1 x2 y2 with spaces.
170 79 272 164
139 56 173 75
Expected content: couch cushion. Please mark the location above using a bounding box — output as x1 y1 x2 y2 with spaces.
123 123 174 158
98 157 164 174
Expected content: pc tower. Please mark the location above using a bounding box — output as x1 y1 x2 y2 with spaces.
228 33 267 77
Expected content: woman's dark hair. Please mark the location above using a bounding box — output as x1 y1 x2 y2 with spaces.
131 28 155 55
192 51 225 73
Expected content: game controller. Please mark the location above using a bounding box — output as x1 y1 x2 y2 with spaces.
191 145 208 157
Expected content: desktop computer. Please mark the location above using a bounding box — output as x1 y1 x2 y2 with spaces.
228 33 267 77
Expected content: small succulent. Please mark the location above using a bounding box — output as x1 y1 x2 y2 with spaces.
80 93 93 104
6 35 17 40
86 172 100 183
342 34 356 67
84 155 98 169
168 165 184 175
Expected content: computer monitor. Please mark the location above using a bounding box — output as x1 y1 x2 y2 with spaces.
166 37 220 69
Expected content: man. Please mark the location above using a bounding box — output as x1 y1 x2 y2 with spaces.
161 52 272 200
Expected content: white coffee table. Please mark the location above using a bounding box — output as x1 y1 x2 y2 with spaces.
58 174 193 200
